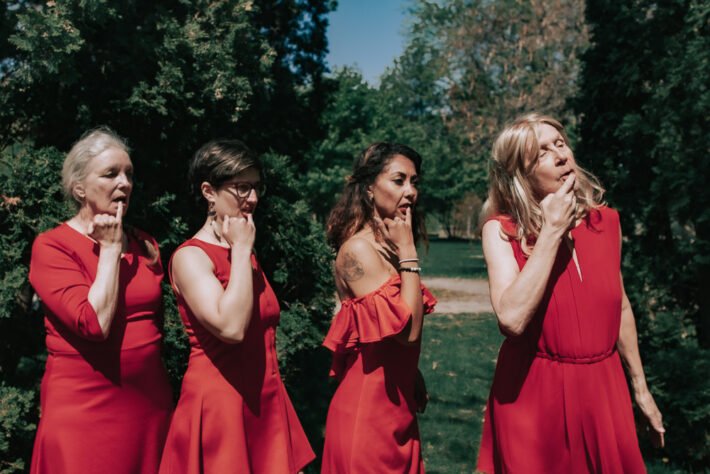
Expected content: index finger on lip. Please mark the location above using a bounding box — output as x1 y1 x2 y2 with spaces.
556 172 576 196
116 201 123 222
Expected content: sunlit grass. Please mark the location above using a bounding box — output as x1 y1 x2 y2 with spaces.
419 312 501 473
420 239 486 279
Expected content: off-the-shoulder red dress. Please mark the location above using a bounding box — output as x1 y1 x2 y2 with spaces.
28 223 173 474
158 239 315 474
321 274 437 474
477 207 646 473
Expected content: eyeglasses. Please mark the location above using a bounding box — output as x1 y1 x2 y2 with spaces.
225 181 266 198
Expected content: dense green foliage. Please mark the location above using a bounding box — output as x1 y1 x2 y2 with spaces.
0 0 706 471
576 0 709 468
0 1 335 471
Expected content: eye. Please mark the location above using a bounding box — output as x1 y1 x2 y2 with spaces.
556 139 565 147
393 178 404 185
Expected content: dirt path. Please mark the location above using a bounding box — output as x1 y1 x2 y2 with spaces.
422 277 492 314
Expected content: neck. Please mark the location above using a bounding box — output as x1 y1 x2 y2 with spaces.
198 217 227 246
67 208 96 234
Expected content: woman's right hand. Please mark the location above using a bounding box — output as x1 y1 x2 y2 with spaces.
88 201 123 250
540 173 576 237
221 213 256 250
380 207 416 257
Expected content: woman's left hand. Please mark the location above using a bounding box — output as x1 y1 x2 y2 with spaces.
414 369 429 413
636 389 665 448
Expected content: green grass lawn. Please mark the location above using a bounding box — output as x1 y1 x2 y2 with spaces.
420 239 486 279
417 312 684 474
419 313 502 473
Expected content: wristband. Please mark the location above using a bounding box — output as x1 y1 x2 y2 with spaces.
399 266 422 273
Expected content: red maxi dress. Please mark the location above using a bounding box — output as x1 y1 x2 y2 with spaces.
159 239 315 474
28 223 174 474
321 274 437 474
477 207 646 474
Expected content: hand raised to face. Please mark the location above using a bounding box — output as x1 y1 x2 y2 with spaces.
221 213 256 251
540 173 576 236
376 206 415 256
88 201 124 249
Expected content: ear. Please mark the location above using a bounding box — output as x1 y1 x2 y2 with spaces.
201 181 217 204
366 185 374 202
72 184 85 202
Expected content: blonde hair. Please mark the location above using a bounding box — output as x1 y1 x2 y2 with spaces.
62 127 130 208
485 113 605 253
61 128 159 265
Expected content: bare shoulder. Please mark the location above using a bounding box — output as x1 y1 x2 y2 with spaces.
481 219 517 276
336 236 391 298
481 219 510 243
171 245 215 286
335 237 381 282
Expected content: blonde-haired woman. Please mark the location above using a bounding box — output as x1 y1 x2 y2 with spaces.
477 114 664 473
29 128 173 473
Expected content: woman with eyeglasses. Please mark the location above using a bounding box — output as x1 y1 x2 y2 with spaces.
159 140 314 474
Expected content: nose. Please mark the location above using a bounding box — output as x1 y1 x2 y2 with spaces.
245 187 259 204
117 173 132 188
404 181 417 200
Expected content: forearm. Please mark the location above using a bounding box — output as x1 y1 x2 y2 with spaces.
397 245 423 343
617 303 649 394
216 248 254 342
87 246 123 338
495 227 563 335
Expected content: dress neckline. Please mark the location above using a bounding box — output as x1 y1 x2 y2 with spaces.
340 273 401 305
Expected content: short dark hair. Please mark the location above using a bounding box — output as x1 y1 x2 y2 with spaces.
188 139 261 204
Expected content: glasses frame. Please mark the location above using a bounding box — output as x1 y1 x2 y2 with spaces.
225 181 266 198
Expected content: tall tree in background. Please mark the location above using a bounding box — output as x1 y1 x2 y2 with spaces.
0 1 335 470
576 0 709 469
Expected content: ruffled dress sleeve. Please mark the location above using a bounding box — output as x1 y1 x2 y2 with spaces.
323 274 437 355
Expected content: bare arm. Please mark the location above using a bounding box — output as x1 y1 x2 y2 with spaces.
382 207 423 344
172 215 256 343
485 175 576 336
336 235 422 344
86 202 125 339
617 228 665 447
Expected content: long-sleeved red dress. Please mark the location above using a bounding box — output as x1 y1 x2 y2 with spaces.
321 274 437 474
477 207 646 474
158 238 315 474
29 223 173 474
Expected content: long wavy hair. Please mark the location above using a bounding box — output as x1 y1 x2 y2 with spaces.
485 113 605 253
326 142 427 250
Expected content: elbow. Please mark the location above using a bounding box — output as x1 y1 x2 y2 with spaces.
497 314 528 337
217 327 246 344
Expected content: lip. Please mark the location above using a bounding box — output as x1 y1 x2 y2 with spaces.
560 170 574 181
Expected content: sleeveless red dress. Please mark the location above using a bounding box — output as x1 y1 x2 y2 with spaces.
477 207 646 473
159 239 315 474
28 223 173 474
321 275 437 473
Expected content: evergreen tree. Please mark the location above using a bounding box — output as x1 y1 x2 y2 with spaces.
576 0 709 468
0 1 335 470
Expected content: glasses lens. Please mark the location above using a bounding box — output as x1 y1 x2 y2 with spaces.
256 183 266 197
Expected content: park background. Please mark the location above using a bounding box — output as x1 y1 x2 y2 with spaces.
0 0 707 472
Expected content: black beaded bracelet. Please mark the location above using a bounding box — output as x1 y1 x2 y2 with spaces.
399 266 422 273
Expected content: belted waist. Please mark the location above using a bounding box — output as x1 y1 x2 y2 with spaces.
535 347 616 365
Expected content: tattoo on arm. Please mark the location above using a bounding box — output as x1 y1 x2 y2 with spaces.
340 252 365 281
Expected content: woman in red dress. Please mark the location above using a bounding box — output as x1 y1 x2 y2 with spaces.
477 114 665 473
322 143 437 473
28 128 174 473
159 140 314 474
